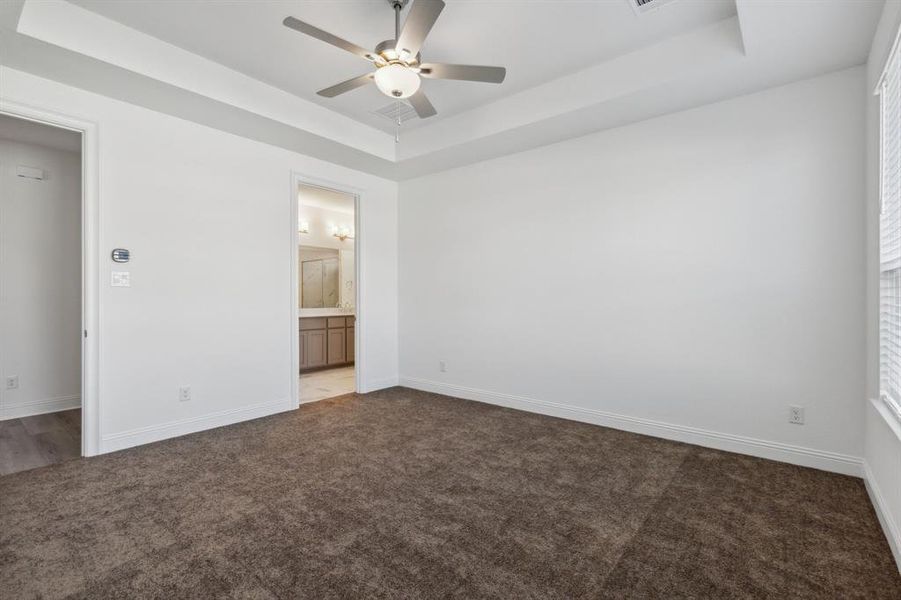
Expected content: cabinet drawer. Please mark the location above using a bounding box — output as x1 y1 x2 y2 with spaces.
327 317 346 329
300 317 327 331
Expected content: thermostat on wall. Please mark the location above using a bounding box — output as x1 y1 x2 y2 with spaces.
111 248 130 263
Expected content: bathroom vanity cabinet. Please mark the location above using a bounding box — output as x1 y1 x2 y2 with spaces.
299 315 355 372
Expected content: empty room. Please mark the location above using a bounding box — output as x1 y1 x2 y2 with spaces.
1 0 900 598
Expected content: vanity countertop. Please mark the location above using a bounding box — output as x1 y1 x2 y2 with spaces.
298 308 355 318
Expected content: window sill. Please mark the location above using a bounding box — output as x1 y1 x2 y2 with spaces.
872 397 901 443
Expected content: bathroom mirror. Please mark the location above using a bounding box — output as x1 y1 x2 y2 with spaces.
299 246 354 309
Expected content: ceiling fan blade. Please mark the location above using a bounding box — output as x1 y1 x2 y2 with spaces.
283 16 374 61
408 89 437 119
419 63 506 83
317 73 374 98
395 0 445 59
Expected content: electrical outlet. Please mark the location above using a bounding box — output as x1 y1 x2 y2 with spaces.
5 375 19 390
179 386 191 402
439 361 446 373
789 405 805 425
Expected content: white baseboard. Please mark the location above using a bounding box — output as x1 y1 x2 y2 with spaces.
100 397 293 454
361 376 399 393
399 377 863 477
0 395 81 420
864 461 901 573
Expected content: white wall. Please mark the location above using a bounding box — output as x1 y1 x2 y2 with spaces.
866 399 901 571
1 66 398 453
399 67 867 475
0 138 81 419
865 0 901 572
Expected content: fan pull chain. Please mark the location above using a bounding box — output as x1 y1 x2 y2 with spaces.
395 100 401 143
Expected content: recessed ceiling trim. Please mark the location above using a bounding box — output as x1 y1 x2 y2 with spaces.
2 0 886 182
16 0 397 160
0 42 399 179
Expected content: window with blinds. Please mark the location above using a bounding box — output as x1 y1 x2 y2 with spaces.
880 33 901 421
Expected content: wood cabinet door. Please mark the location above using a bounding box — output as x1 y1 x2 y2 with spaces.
327 328 346 365
347 327 355 363
307 330 327 368
299 331 308 371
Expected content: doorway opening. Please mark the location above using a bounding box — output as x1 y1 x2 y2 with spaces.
0 114 82 475
296 181 357 404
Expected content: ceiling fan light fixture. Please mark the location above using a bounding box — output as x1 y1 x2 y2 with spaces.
374 64 420 98
284 0 505 119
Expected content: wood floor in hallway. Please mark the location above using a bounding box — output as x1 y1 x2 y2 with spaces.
0 409 81 476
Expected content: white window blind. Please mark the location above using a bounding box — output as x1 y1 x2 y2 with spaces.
880 33 901 421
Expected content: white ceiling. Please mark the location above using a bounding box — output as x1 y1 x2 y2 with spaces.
1 0 887 179
0 113 81 152
299 183 355 215
68 0 737 133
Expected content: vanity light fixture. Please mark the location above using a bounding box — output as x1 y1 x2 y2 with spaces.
332 225 354 241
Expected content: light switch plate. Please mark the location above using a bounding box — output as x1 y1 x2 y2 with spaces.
111 271 130 287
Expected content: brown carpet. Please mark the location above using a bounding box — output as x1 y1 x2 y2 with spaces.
1 387 899 599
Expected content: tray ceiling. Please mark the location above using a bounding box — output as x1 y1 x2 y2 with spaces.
69 0 737 133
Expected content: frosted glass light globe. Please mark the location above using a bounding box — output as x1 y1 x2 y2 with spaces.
374 64 421 99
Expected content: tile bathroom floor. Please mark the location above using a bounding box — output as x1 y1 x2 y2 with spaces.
299 366 355 404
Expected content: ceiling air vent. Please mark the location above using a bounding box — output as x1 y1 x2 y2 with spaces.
372 101 419 125
629 0 680 15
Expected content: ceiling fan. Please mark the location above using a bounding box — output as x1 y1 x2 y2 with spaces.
283 0 506 119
